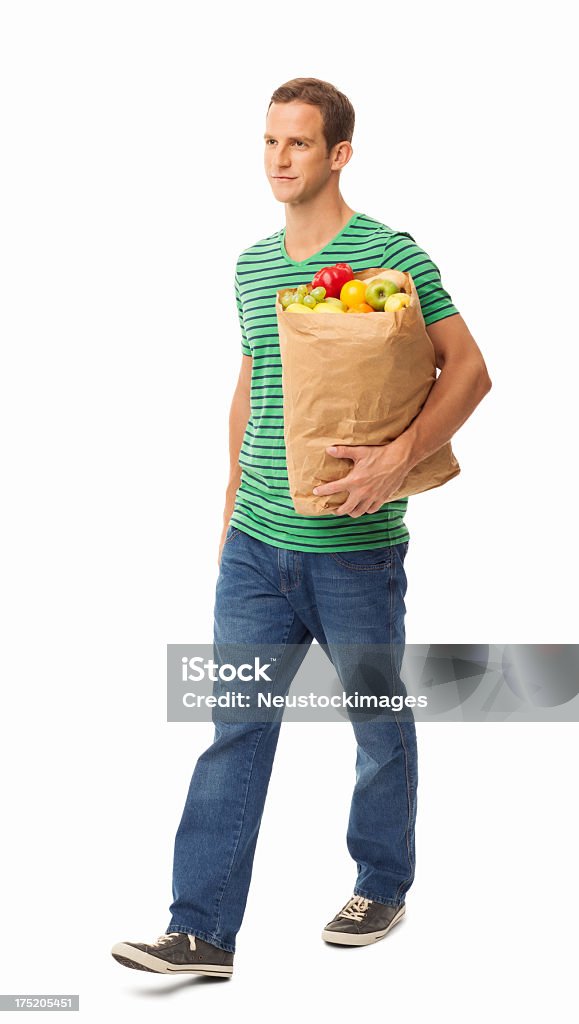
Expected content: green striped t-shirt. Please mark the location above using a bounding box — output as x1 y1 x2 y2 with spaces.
229 210 459 552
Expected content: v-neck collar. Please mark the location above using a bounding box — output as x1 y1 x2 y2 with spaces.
279 211 361 267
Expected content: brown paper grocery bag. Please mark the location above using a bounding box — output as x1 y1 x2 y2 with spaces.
276 267 460 516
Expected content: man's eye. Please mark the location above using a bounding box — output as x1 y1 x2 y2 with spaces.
265 140 305 147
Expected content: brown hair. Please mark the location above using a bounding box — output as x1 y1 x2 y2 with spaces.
267 77 355 156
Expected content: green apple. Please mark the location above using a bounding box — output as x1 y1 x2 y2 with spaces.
365 279 399 311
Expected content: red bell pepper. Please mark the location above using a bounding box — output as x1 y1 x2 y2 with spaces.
311 262 354 299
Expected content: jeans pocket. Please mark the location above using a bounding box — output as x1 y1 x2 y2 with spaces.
224 525 242 546
329 546 394 572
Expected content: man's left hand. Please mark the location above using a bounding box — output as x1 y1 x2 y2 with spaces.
312 441 412 517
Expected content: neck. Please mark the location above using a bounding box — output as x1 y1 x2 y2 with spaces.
283 193 357 261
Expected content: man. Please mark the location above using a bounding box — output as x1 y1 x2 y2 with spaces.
112 77 491 978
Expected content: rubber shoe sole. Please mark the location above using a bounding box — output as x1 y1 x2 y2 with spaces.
111 942 233 977
322 903 406 946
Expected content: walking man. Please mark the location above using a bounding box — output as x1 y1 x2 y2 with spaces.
112 77 491 978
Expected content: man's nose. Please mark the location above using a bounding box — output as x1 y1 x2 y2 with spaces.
273 144 291 167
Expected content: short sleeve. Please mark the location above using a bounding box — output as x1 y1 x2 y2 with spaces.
382 231 460 327
235 268 252 357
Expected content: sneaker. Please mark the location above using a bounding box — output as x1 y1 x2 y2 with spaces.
322 895 406 946
111 931 234 977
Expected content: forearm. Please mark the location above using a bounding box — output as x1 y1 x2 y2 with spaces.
394 356 492 471
222 387 250 526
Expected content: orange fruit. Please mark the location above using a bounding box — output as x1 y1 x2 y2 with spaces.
346 302 374 313
340 279 368 308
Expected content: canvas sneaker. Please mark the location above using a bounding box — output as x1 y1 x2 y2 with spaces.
111 931 234 977
322 895 406 946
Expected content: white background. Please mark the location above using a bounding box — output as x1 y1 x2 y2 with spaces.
1 1 577 1021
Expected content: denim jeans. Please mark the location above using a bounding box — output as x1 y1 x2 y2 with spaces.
166 526 418 953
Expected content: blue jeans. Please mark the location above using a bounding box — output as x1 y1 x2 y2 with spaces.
166 526 418 952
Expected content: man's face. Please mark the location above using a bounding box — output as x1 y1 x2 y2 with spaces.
264 101 344 206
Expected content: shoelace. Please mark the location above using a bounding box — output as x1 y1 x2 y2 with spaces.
338 896 373 922
154 932 197 950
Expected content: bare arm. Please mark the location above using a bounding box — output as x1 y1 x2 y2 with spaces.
218 354 252 559
313 313 493 516
395 313 492 470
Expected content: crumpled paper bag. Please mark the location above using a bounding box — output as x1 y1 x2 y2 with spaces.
276 266 461 516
